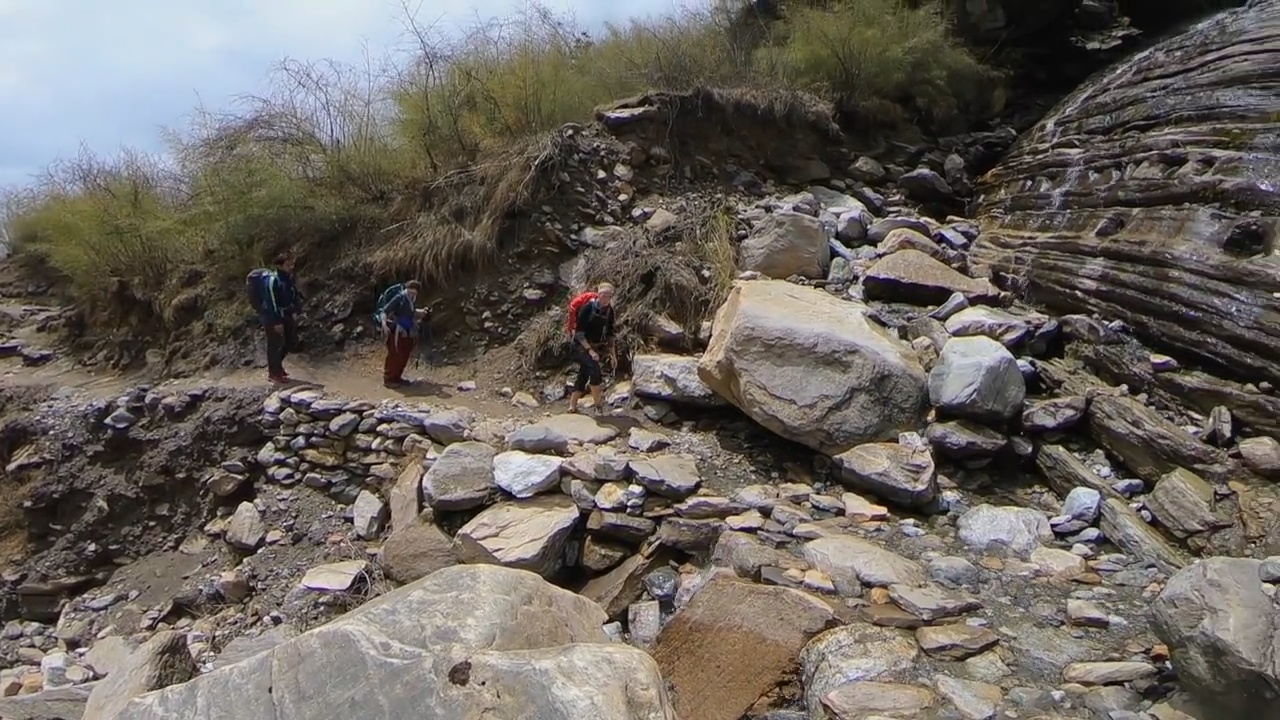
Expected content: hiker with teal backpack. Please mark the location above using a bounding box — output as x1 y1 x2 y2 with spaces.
374 280 426 387
245 253 300 384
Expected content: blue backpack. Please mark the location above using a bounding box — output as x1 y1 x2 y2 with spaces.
373 283 406 326
245 269 276 313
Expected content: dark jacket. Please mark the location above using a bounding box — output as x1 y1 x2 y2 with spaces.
573 300 615 346
383 290 417 331
261 270 298 324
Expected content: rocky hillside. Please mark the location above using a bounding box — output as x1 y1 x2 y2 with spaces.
1 1 1278 719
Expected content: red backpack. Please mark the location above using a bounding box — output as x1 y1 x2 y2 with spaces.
565 291 598 337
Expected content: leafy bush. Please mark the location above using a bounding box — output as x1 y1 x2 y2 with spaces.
3 0 1000 337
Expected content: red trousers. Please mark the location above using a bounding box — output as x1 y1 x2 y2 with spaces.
384 329 416 382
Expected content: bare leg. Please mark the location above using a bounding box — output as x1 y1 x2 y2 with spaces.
568 391 582 413
589 383 604 414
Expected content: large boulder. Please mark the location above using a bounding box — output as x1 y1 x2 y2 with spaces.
739 211 832 279
114 565 676 720
651 570 835 720
928 336 1026 422
699 280 928 455
1151 557 1280 717
972 1 1280 390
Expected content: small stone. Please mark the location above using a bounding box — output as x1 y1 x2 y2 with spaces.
352 490 388 539
1066 599 1110 628
1062 661 1158 685
224 502 266 550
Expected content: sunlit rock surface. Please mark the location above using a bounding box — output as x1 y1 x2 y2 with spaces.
973 0 1280 384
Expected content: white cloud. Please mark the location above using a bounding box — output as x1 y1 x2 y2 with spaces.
0 0 685 188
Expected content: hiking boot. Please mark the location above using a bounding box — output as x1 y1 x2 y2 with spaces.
268 373 288 384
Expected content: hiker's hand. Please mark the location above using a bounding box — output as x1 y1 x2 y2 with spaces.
589 349 599 361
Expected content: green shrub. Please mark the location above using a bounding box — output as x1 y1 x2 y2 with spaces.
758 0 1000 125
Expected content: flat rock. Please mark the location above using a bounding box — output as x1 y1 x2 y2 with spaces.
802 536 927 596
629 454 702 499
674 495 748 519
916 625 999 660
699 280 927 455
943 306 1033 347
580 550 673 619
1062 662 1158 685
713 531 808 579
1099 498 1187 576
924 420 1008 459
300 560 369 592
387 461 424 532
505 414 618 453
862 249 998 305
934 675 1003 720
352 490 387 540
651 570 834 720
821 680 937 719
1145 467 1230 539
454 496 580 578
888 583 982 622
1240 436 1280 478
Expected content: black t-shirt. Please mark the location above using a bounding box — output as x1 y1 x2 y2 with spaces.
574 300 615 345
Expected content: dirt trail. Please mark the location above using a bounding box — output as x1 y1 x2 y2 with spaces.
2 344 557 421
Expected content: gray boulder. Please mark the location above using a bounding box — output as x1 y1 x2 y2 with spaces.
739 211 831 280
631 353 726 407
1151 557 1280 718
699 280 928 455
114 566 676 720
928 336 1026 422
421 441 496 511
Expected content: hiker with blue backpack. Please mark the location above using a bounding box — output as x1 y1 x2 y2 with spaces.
375 280 427 387
245 253 300 384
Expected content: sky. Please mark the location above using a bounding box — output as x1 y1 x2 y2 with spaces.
0 0 687 189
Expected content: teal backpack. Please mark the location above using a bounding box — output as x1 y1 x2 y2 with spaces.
373 283 406 327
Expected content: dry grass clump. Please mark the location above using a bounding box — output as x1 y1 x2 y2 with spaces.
513 200 739 371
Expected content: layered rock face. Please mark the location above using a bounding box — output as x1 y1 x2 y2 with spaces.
972 0 1280 386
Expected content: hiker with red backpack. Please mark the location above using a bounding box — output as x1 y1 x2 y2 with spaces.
246 253 300 384
566 282 617 414
374 280 427 387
